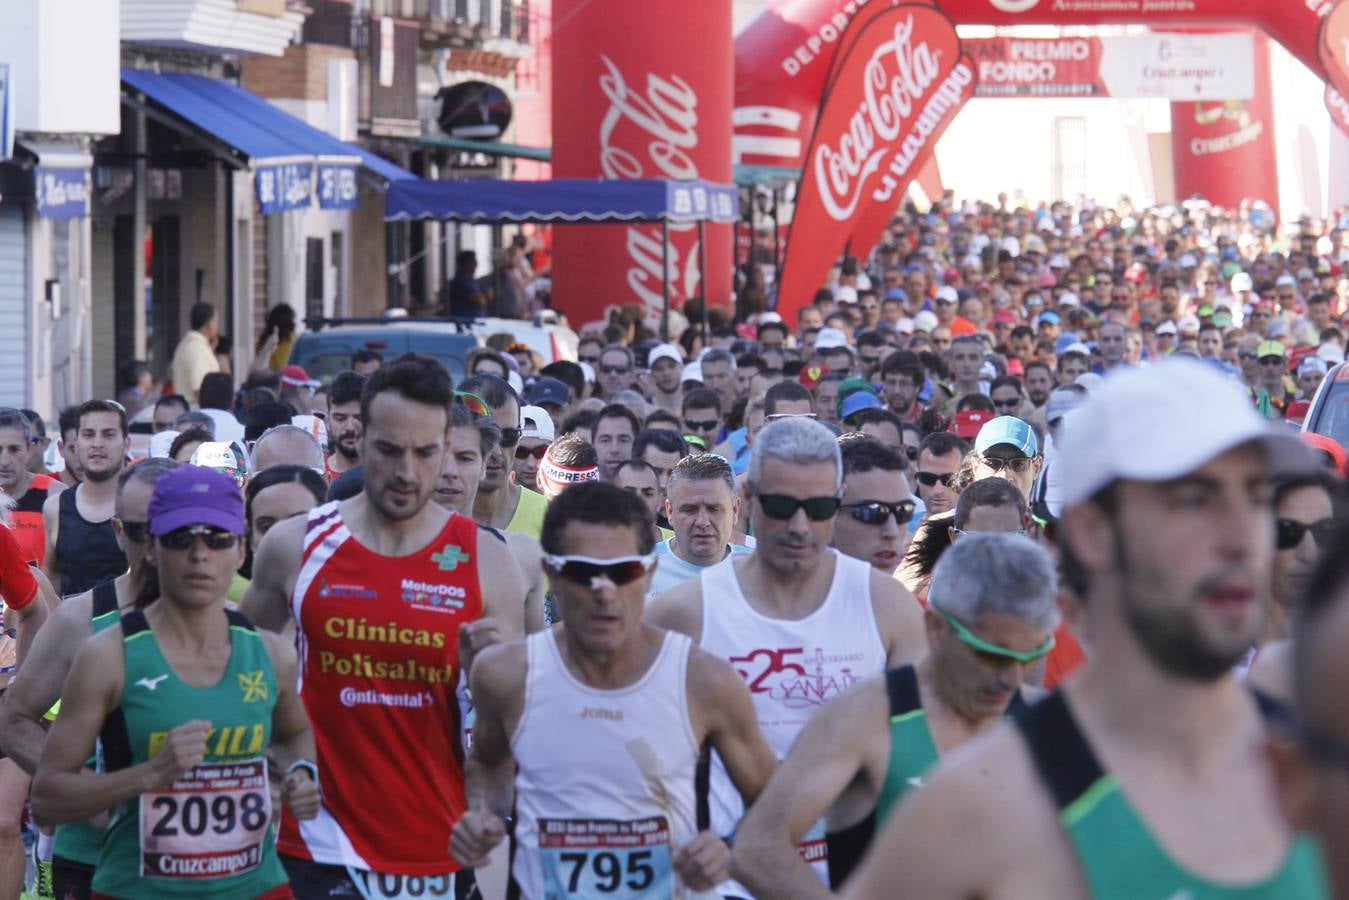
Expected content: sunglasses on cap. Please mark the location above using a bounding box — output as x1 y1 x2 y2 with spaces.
1276 517 1336 551
844 499 917 526
515 444 548 461
115 518 150 544
454 390 491 418
915 471 955 488
684 418 719 432
941 610 1055 665
980 456 1035 473
159 525 240 551
544 553 655 586
755 492 842 521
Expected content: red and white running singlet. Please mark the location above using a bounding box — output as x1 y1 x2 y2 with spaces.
278 501 483 875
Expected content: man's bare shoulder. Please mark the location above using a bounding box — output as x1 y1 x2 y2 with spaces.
645 577 705 639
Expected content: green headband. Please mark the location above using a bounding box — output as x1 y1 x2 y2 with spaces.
940 611 1056 664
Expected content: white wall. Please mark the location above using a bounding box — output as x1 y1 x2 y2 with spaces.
0 0 120 135
1269 41 1344 221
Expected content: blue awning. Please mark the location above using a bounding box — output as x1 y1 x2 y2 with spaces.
384 178 740 224
122 68 415 215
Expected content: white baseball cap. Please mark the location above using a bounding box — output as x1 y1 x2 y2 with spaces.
148 430 179 460
1155 320 1178 336
1057 292 1081 308
1177 314 1201 334
1276 274 1298 289
681 361 703 383
1230 272 1254 293
520 405 556 442
1058 358 1311 507
578 361 596 384
1049 253 1071 269
913 310 939 333
814 327 850 350
935 286 959 305
647 343 683 369
834 285 859 304
895 317 915 335
1298 356 1329 378
1318 343 1346 364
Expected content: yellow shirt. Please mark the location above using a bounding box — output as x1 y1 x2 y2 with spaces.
506 486 548 539
169 329 220 404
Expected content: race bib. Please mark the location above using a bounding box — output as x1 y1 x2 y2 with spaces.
539 816 673 899
139 758 271 879
346 867 457 899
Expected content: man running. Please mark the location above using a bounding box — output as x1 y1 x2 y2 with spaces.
646 417 926 891
31 465 320 899
324 371 366 480
450 482 776 898
831 437 915 575
648 454 749 596
732 534 1058 895
840 359 1328 898
0 408 63 564
42 400 128 595
244 354 527 897
0 458 177 899
462 375 548 538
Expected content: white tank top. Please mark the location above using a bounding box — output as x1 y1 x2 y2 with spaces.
699 549 886 890
511 629 703 900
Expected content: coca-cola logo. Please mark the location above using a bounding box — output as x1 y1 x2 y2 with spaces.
596 55 703 310
1327 85 1349 134
812 15 954 221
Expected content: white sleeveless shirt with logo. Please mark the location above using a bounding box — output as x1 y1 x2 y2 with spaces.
700 549 886 890
511 629 703 900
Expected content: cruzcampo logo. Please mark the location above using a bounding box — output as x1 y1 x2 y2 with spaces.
432 544 471 572
238 670 269 703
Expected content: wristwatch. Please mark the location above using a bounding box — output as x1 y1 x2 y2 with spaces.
286 759 319 783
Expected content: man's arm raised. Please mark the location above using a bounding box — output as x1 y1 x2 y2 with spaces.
240 515 306 633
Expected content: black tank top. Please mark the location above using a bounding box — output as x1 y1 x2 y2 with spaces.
56 488 125 596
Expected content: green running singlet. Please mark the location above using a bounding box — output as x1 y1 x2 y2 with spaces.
52 580 121 867
826 665 1028 887
1017 691 1328 899
94 608 288 899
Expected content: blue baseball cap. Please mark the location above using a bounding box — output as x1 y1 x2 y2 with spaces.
1038 311 1061 326
148 466 246 536
523 376 570 408
975 416 1039 457
839 391 884 421
1055 333 1081 355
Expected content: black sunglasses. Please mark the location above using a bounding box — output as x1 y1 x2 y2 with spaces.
992 397 1021 409
579 355 601 365
499 427 521 448
515 444 548 461
915 471 954 488
844 499 917 526
599 365 631 376
116 518 150 543
1276 517 1336 551
980 456 1035 474
544 553 654 586
160 525 240 551
756 493 841 521
684 418 719 432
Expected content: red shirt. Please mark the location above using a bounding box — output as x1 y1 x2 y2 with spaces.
9 475 54 566
278 503 483 875
0 524 37 611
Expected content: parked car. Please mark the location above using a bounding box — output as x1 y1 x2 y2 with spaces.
1301 361 1349 447
287 312 576 383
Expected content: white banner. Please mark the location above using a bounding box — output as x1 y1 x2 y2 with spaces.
1098 32 1254 101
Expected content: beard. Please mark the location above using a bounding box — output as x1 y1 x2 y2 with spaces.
334 436 360 461
1115 537 1262 681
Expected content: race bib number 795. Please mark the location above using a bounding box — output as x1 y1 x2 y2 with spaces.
139 758 271 879
539 816 672 899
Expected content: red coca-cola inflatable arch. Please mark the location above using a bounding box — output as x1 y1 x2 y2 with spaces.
551 0 1342 325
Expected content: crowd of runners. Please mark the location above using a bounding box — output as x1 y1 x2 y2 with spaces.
0 195 1348 898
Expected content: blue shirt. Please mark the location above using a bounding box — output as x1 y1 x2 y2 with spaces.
647 538 752 598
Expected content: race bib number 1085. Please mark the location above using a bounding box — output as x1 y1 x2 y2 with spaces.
139 758 271 879
539 816 672 899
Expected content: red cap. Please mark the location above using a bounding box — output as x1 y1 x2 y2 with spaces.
943 267 960 282
1302 432 1347 478
798 364 827 390
1124 263 1148 284
952 409 993 439
1005 358 1025 377
993 309 1017 325
279 364 319 388
949 317 978 337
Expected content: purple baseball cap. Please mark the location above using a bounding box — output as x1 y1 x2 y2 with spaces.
148 466 246 537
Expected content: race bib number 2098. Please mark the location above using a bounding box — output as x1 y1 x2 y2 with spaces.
139 758 271 879
539 816 672 899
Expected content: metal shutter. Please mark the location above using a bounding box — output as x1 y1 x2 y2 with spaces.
0 204 27 408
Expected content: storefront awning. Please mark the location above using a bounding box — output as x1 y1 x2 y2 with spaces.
121 68 415 215
385 178 741 224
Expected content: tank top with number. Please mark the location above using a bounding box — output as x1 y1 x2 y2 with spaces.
510 629 699 900
279 502 483 875
95 608 286 899
698 550 886 891
51 581 121 867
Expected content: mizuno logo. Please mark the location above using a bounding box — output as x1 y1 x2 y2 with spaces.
906 776 925 789
136 675 169 691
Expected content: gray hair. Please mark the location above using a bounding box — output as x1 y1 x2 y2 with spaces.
748 417 842 488
612 389 649 420
174 411 215 436
600 345 634 368
668 453 735 495
116 458 182 518
929 533 1060 631
700 348 737 371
